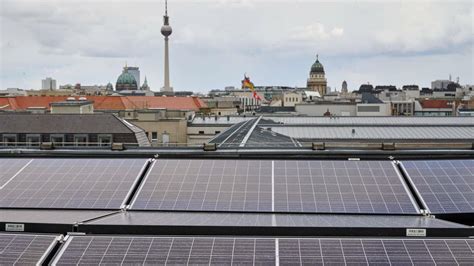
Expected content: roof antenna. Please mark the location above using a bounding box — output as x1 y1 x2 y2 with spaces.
165 0 168 16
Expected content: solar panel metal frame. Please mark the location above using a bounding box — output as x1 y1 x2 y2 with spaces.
0 158 150 210
400 160 474 214
0 233 59 265
0 209 119 234
78 211 473 238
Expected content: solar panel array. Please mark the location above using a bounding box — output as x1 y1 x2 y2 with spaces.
54 236 276 265
1 157 473 265
132 160 273 212
0 159 147 209
131 160 419 214
0 233 56 265
402 160 474 213
53 236 474 265
274 161 418 214
0 159 31 188
279 238 474 265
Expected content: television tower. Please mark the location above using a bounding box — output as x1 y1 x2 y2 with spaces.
161 0 173 92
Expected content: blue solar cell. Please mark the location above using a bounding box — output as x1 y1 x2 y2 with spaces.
0 233 57 265
402 160 474 213
131 159 273 212
274 160 419 214
0 158 148 209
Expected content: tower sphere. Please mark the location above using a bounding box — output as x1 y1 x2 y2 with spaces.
161 25 172 37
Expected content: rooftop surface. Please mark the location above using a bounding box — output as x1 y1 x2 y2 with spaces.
0 156 472 264
0 113 138 134
0 95 206 111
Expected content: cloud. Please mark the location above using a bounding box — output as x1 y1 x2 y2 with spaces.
373 2 473 55
290 23 345 42
0 0 472 91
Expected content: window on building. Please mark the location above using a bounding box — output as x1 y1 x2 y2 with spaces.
26 134 41 147
215 131 221 134
51 135 64 147
199 131 205 135
98 135 112 146
74 135 88 146
2 135 17 146
151 132 158 142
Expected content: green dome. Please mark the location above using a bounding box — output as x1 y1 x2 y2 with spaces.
311 59 325 74
116 72 137 86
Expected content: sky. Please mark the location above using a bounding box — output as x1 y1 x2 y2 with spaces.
0 0 473 92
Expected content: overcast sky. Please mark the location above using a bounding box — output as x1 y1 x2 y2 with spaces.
1 0 473 92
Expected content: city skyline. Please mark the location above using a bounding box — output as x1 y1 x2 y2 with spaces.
1 0 473 92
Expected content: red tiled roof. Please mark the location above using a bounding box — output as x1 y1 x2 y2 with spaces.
420 100 451 109
0 96 207 111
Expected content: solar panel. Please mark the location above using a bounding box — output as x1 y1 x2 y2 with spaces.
0 159 147 209
274 161 419 214
53 236 276 265
0 233 57 265
0 159 32 188
53 236 473 265
278 238 474 265
402 160 474 213
131 160 273 212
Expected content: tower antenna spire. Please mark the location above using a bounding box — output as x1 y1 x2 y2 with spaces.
161 0 173 93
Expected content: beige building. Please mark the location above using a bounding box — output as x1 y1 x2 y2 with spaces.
283 91 303 107
119 109 191 146
50 98 94 114
307 55 327 96
203 97 240 116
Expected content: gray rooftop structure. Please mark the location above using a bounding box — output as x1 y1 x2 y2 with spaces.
0 113 151 147
271 126 473 142
209 117 300 148
192 115 474 126
207 115 474 146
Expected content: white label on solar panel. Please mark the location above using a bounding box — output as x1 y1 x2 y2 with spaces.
5 223 24 231
406 228 426 237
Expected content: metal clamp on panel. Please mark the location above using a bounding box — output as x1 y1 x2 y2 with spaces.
312 142 325 150
382 142 396 150
40 142 54 150
111 143 125 151
203 143 217 151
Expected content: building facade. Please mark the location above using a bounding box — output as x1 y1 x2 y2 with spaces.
41 77 57 90
0 113 150 147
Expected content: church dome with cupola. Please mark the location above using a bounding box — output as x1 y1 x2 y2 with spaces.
307 54 328 96
116 68 138 91
310 57 325 74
